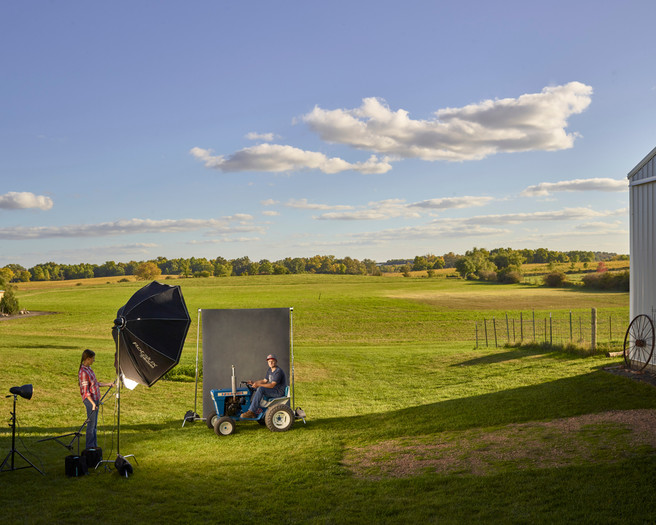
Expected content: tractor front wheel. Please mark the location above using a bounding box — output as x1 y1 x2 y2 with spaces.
214 416 236 436
265 404 295 432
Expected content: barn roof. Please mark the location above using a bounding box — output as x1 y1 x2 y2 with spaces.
628 145 656 180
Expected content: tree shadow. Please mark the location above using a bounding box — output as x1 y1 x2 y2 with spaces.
453 346 552 366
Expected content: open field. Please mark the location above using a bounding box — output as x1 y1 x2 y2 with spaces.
2 275 655 524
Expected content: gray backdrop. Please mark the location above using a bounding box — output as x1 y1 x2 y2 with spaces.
201 308 291 417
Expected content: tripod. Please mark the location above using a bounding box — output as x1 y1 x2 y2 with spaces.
0 394 44 475
38 386 113 455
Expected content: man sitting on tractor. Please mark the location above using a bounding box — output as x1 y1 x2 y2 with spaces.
241 354 287 418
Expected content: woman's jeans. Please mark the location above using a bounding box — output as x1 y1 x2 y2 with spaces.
83 398 98 449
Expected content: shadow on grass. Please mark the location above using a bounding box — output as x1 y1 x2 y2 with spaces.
20 366 656 453
9 343 74 350
454 346 552 366
304 369 656 442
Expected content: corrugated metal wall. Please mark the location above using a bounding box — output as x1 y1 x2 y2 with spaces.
629 147 656 366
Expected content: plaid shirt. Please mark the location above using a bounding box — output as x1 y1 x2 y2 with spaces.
79 365 100 402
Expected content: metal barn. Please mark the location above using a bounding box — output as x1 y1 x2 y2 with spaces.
628 145 656 369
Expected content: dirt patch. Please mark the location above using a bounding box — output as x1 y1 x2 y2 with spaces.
343 409 656 479
0 311 56 322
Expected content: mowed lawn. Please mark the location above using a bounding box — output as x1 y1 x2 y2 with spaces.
2 274 655 524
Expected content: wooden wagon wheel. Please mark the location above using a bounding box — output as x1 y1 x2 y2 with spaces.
623 314 655 371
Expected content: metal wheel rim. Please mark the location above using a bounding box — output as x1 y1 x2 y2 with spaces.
219 421 233 435
272 410 291 429
623 314 655 371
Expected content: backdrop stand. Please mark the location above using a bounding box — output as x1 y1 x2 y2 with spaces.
182 309 204 427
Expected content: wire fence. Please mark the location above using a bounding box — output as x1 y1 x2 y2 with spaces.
475 308 628 350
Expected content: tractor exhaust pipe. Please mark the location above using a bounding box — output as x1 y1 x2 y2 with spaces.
231 365 237 403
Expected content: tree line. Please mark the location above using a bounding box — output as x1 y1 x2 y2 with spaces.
0 247 627 285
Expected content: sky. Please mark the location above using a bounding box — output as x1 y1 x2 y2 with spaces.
2 1 656 268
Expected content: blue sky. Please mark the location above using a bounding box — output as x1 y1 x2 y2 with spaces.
2 1 655 268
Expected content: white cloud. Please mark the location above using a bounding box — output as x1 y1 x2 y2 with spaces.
190 144 392 174
303 82 592 161
0 217 262 240
261 199 279 206
0 192 53 210
316 199 421 220
454 207 611 226
573 220 624 232
521 177 628 197
409 196 494 209
262 210 280 216
187 237 261 245
246 132 276 142
285 198 354 211
341 206 624 245
352 223 511 242
312 195 493 221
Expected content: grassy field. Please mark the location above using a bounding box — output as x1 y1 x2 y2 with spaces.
2 274 655 524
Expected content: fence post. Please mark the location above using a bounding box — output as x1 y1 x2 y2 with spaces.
569 311 573 342
591 307 597 350
520 312 524 342
532 310 536 341
484 319 489 347
609 315 612 343
493 317 498 348
475 321 479 349
506 313 510 343
549 312 553 346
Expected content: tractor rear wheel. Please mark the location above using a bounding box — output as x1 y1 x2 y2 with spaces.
206 411 218 429
214 416 236 436
265 404 294 432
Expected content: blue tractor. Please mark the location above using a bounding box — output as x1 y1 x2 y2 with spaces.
206 366 305 436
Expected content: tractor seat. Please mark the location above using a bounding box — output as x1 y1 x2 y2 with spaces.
260 385 290 408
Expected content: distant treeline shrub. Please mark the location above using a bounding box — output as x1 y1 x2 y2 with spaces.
1 247 628 283
543 272 568 288
582 270 630 291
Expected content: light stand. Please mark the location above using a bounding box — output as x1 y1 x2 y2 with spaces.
38 386 113 455
107 317 135 477
0 385 44 475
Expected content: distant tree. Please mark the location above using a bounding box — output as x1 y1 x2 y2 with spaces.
412 256 429 271
258 259 274 275
455 257 476 279
0 285 20 315
441 252 458 268
248 262 260 275
213 257 232 277
231 256 252 276
273 263 289 275
0 268 14 283
135 262 162 281
432 257 445 270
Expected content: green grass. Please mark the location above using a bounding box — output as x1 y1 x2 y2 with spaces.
1 274 654 524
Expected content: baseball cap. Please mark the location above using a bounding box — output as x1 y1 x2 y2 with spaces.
266 354 278 361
